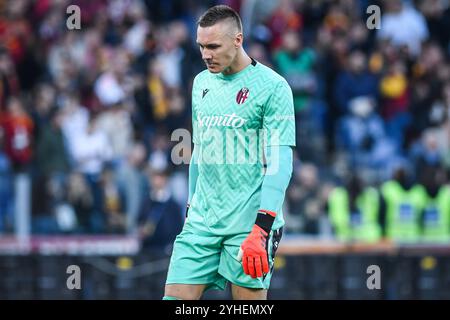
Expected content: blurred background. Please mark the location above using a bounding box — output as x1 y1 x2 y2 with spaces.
0 0 450 299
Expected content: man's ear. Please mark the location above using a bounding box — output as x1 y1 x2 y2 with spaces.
235 32 243 48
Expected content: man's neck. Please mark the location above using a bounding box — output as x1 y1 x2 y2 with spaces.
222 51 252 75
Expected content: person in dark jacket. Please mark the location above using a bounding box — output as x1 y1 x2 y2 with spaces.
138 167 183 251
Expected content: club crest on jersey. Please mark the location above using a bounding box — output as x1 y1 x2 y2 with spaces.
236 87 250 104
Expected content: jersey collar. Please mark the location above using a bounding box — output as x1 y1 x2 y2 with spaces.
215 57 257 81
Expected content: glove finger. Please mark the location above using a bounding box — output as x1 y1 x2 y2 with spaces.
242 253 249 275
262 253 270 274
247 256 256 278
254 256 263 278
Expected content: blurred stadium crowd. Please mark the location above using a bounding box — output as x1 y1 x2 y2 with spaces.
0 0 449 247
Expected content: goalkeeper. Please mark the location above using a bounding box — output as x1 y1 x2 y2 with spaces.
164 5 295 300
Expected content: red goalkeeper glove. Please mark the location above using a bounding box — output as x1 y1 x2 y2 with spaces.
238 210 276 278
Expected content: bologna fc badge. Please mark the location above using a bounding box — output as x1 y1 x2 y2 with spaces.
236 87 250 104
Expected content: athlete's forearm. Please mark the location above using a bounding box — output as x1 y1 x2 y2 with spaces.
238 146 293 275
188 145 199 203
259 145 293 216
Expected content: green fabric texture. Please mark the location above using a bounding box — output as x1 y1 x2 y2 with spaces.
190 60 295 235
259 145 293 217
162 296 182 300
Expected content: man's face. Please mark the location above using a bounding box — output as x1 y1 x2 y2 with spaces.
348 51 366 74
196 21 241 73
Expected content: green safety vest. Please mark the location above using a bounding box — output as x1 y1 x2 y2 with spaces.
328 187 381 242
381 181 427 242
422 186 450 242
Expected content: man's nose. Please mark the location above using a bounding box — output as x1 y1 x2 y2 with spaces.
202 49 212 60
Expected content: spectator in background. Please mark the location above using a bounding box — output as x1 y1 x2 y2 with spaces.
409 129 445 176
93 48 130 107
327 174 382 243
265 0 303 50
410 43 446 136
60 92 89 159
172 20 205 96
66 172 94 234
337 96 398 176
138 167 183 251
71 114 113 233
31 172 58 234
285 163 329 235
71 114 113 175
162 90 189 134
380 166 428 242
0 134 13 234
133 71 156 138
420 165 450 242
30 83 56 139
367 39 396 76
100 165 126 234
35 107 70 183
378 0 429 57
0 0 35 90
348 20 371 52
148 130 172 173
96 103 134 164
147 58 170 125
122 0 151 58
116 142 148 234
154 25 184 90
417 0 450 50
322 3 351 35
334 50 379 115
1 96 34 172
47 32 84 87
0 48 20 112
35 107 70 219
31 107 66 235
428 79 450 129
432 81 450 170
379 58 410 149
161 91 190 209
37 1 67 48
274 30 326 163
318 31 349 156
274 30 317 113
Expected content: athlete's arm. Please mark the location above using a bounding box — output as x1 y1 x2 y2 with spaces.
186 145 199 217
239 145 293 278
259 145 293 213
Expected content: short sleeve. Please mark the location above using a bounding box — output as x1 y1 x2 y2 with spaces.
263 80 296 146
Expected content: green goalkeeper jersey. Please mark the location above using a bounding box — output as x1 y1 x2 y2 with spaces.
190 58 296 235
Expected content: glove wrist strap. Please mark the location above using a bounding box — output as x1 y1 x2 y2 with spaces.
255 209 276 234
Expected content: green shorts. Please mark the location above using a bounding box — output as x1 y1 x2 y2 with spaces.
165 219 283 291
